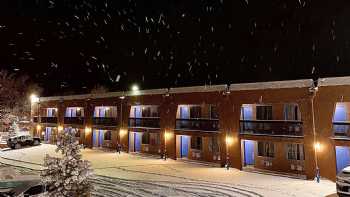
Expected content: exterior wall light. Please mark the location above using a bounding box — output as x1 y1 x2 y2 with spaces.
85 127 92 134
119 129 127 137
36 124 42 131
225 136 234 146
58 126 64 132
164 131 172 141
314 142 321 152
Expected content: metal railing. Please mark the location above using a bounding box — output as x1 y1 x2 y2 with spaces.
240 120 303 136
128 117 160 128
175 118 219 131
333 121 350 138
33 116 39 123
64 117 85 125
93 117 118 126
40 117 58 124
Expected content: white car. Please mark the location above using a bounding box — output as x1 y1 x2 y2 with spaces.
337 166 350 197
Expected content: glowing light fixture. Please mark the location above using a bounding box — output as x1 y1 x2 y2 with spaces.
58 126 63 132
30 94 39 103
314 142 321 152
119 129 127 137
85 127 92 133
164 131 172 141
132 84 139 91
225 136 234 146
36 124 42 131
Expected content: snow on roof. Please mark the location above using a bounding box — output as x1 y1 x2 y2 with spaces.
230 79 313 91
39 79 313 102
318 76 350 87
169 84 227 94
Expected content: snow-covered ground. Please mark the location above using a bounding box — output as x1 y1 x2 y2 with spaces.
0 144 337 197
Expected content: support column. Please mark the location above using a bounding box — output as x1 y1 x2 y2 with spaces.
298 98 316 180
160 98 177 160
84 99 93 148
314 99 337 181
218 96 242 170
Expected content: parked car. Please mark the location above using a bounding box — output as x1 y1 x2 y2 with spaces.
7 135 41 149
337 166 350 197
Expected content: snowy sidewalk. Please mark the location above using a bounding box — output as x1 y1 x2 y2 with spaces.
0 144 337 197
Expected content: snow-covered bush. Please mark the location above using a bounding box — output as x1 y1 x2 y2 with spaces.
41 128 93 197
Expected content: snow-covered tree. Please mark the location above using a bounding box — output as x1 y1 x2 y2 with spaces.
41 128 93 197
8 121 20 137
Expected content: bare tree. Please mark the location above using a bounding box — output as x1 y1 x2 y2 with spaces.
0 70 42 132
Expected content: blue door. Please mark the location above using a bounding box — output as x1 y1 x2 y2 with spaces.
334 105 347 122
45 128 52 143
98 130 104 147
134 132 142 152
242 106 253 120
244 140 255 166
180 106 190 119
336 146 350 173
93 130 99 147
181 136 190 158
134 106 142 118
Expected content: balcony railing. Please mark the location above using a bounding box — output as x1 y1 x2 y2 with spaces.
64 117 85 125
93 117 118 126
175 118 219 131
128 117 160 128
33 116 39 123
333 122 350 138
240 120 303 136
40 117 58 124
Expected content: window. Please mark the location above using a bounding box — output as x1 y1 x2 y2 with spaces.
47 108 57 117
286 144 304 160
150 133 160 145
191 136 202 150
142 107 151 117
258 142 274 157
190 106 201 119
142 132 150 144
94 107 117 118
256 106 272 120
66 107 84 117
284 104 300 121
210 105 219 119
104 131 112 141
209 136 220 152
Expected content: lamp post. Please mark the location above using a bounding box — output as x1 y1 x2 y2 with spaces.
225 135 233 170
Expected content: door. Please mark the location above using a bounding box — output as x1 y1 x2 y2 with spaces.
180 106 190 119
181 136 190 158
134 106 142 118
334 104 347 122
98 130 104 147
45 127 52 143
93 130 99 147
134 106 142 126
336 146 350 173
244 140 255 166
134 132 142 152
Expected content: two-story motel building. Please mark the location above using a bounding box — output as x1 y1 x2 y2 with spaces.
30 77 350 182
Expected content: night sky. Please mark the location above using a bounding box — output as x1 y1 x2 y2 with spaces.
0 0 349 96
